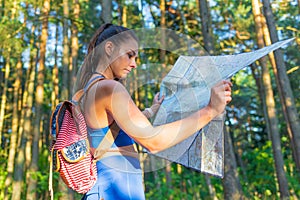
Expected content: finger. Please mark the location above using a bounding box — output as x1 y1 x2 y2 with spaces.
159 95 165 103
224 83 232 92
153 93 164 104
152 93 159 104
156 94 164 104
225 91 231 97
226 96 232 104
215 80 225 87
214 80 232 91
222 80 233 86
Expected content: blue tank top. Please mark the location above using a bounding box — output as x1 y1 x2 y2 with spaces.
87 126 135 149
84 75 135 149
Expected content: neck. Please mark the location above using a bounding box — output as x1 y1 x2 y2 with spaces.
96 52 120 80
103 66 114 79
96 63 114 79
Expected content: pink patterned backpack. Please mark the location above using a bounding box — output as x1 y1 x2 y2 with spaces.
49 75 109 196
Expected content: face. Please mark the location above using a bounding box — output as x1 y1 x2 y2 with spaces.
109 39 138 79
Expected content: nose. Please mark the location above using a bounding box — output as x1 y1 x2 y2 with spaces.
130 58 137 69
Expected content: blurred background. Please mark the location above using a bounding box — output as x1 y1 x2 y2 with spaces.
0 0 299 199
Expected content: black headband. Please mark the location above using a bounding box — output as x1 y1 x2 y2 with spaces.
94 24 130 47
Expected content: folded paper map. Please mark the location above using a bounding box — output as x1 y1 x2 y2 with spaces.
152 38 294 178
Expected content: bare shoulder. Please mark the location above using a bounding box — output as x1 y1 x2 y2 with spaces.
84 79 130 127
96 79 128 96
93 79 132 109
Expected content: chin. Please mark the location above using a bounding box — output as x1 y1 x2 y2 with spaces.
120 73 129 79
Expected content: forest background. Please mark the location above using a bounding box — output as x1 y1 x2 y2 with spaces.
0 0 299 199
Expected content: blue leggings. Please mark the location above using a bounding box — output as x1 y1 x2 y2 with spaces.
82 156 145 200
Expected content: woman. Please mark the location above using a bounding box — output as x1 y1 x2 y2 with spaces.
77 23 232 200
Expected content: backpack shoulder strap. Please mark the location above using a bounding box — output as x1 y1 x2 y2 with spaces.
71 75 116 159
72 75 105 103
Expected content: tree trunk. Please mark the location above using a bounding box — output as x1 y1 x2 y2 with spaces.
4 59 22 198
252 1 290 198
62 0 70 99
176 0 188 34
298 0 300 14
101 0 112 23
26 0 50 199
261 16 299 176
11 0 17 19
0 0 3 17
51 21 59 109
223 126 243 200
11 18 38 199
12 127 26 200
121 1 127 27
0 54 10 146
262 0 300 172
165 161 172 199
69 0 80 94
205 174 218 200
250 62 271 137
160 0 166 63
190 168 200 199
0 0 20 142
234 132 248 182
199 0 214 54
176 165 184 198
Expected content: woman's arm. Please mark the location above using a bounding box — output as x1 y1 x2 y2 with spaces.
98 79 232 153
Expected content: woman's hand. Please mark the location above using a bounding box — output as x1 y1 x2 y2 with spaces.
208 80 232 117
152 93 164 105
143 93 165 118
150 93 164 115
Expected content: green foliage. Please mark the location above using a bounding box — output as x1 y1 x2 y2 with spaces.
144 163 216 200
0 0 299 199
0 18 26 58
0 149 8 199
241 141 277 198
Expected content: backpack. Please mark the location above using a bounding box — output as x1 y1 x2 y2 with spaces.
49 75 115 197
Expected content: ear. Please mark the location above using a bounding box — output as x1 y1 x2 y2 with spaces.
104 41 114 56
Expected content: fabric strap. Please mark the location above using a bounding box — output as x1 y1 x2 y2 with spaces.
71 75 116 160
